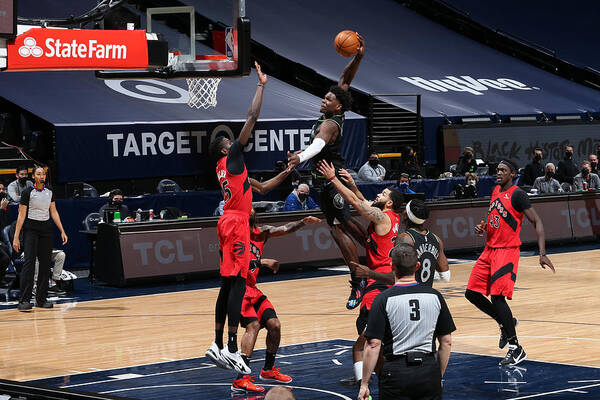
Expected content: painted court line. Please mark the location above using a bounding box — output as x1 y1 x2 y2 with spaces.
108 374 144 380
508 383 600 399
332 359 342 366
63 345 352 389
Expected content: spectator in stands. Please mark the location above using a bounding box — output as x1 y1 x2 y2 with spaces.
99 189 129 218
456 146 477 176
34 249 67 295
394 173 415 194
589 154 598 175
7 165 33 203
214 200 225 216
358 152 386 182
556 144 578 184
533 163 562 194
573 161 600 191
454 172 479 199
523 148 544 186
283 183 318 211
399 146 421 178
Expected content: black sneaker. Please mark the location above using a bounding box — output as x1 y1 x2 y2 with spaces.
36 301 54 309
499 318 519 349
17 302 33 312
499 345 526 366
346 279 366 310
48 285 66 296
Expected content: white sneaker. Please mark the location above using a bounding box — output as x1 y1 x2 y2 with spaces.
205 342 232 370
221 347 251 375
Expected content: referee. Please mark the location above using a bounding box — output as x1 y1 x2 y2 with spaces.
358 243 455 400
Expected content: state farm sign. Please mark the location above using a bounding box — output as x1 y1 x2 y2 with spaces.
7 28 148 70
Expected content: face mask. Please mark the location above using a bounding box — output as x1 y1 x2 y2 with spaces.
582 168 590 177
298 193 308 202
18 177 27 185
565 151 573 158
468 180 477 186
534 154 542 162
39 179 45 184
591 161 598 170
399 182 408 188
546 171 555 179
368 159 379 168
111 199 123 207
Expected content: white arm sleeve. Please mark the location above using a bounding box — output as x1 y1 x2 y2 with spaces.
298 138 326 163
434 270 451 282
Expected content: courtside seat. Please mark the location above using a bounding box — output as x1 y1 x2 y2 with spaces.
157 179 182 193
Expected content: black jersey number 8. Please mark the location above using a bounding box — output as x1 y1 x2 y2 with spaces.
221 180 232 203
409 299 420 321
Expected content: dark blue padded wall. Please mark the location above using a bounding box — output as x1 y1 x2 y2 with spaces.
444 0 600 72
184 0 600 163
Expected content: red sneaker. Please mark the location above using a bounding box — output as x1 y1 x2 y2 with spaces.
231 375 265 393
260 367 293 383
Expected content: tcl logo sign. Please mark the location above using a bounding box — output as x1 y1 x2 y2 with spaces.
7 28 148 70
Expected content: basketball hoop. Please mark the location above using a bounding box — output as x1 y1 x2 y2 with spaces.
186 77 222 109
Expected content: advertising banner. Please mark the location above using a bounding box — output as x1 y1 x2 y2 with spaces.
55 118 367 182
7 28 149 70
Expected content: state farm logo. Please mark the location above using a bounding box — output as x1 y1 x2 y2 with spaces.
398 75 540 95
17 36 128 59
18 37 43 57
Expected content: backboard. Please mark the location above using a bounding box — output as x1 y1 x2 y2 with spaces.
95 0 250 80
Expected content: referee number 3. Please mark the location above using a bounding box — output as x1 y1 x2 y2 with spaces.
409 299 420 321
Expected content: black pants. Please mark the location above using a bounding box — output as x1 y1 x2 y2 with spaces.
0 243 10 281
19 220 53 304
379 355 442 400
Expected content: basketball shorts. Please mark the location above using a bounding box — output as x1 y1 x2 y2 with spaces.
217 211 251 279
317 180 351 226
240 287 277 328
467 246 520 300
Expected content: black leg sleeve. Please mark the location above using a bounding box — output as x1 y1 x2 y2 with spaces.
215 277 232 325
226 275 247 329
465 289 500 322
491 295 516 338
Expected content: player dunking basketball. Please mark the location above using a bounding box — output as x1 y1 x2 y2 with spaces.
205 62 271 374
317 161 403 386
465 160 555 366
287 35 367 310
396 199 451 286
231 210 321 394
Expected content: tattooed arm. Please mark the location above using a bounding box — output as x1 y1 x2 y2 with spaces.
260 216 321 239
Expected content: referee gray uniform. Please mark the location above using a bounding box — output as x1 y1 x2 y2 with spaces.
365 282 455 400
19 186 55 305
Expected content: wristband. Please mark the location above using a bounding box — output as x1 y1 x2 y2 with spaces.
328 175 336 181
257 83 264 87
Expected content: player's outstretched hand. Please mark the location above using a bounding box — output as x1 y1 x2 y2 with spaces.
474 219 485 236
358 383 370 400
302 216 321 225
539 255 555 273
349 261 370 279
287 151 301 169
255 61 267 86
262 258 280 274
355 32 365 57
317 160 336 181
339 168 356 187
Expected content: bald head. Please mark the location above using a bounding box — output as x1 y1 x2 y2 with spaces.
265 386 296 400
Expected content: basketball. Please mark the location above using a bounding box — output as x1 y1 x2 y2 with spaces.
334 30 361 57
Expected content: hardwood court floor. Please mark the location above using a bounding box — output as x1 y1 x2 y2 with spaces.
0 249 599 383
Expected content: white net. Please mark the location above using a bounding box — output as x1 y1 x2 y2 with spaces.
186 77 222 109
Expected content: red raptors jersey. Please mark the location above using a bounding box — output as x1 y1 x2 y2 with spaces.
216 152 252 216
486 185 524 248
366 210 400 274
247 226 265 289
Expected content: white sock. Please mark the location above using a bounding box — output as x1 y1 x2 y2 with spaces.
354 361 363 381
